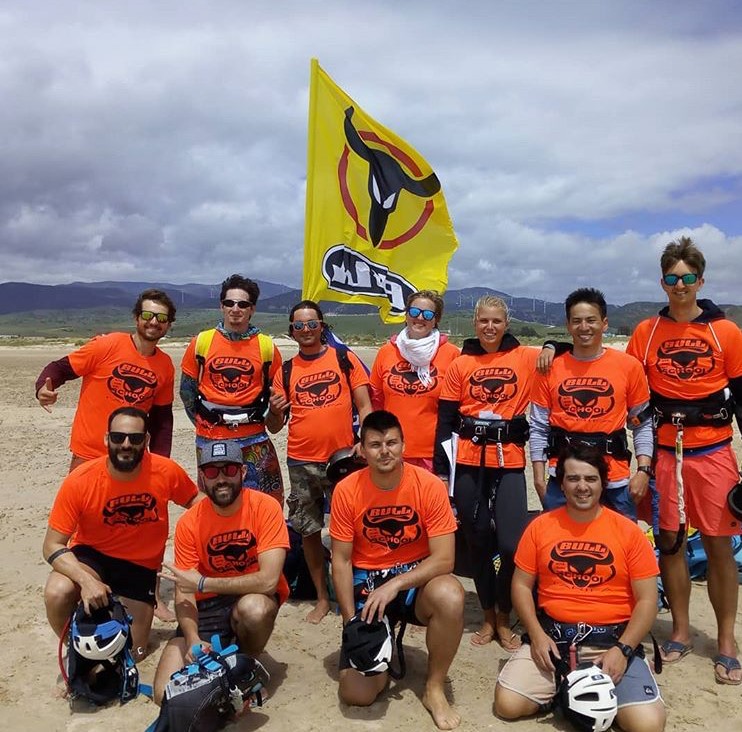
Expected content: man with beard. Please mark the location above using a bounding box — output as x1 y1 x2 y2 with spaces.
43 407 198 659
153 439 289 704
35 289 177 472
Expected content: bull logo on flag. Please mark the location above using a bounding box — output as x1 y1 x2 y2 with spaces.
303 60 458 323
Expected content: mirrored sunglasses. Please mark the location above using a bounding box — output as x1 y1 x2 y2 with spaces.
108 432 146 445
662 273 698 286
407 306 436 321
139 310 170 323
221 299 253 309
291 320 321 331
201 463 242 479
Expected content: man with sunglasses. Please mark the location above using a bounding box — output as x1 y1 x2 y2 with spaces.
35 289 177 472
153 439 289 704
266 300 371 623
42 407 198 661
627 237 742 684
180 274 284 504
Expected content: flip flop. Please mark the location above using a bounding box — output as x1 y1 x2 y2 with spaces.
496 631 521 653
470 630 494 646
713 655 742 685
659 640 693 664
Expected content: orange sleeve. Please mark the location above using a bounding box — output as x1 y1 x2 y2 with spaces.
253 495 290 553
180 336 199 379
625 354 650 408
152 353 175 406
67 335 108 377
328 477 356 544
173 509 201 570
271 360 286 398
513 519 538 575
439 357 464 401
48 473 83 537
348 351 370 390
268 344 283 380
369 348 385 407
167 461 199 507
421 474 457 537
530 368 551 409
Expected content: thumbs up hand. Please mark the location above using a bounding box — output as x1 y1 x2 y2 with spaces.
37 377 58 412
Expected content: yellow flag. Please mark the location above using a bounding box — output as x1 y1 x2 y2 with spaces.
303 59 458 323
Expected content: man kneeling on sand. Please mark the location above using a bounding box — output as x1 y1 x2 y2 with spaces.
153 439 289 705
330 410 465 730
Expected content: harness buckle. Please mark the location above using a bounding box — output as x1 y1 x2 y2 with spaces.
671 412 686 427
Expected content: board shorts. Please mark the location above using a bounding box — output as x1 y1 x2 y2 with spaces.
338 564 423 671
497 643 662 708
287 460 332 537
655 442 741 536
71 544 157 605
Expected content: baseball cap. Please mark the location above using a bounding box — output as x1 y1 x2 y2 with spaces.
198 440 243 468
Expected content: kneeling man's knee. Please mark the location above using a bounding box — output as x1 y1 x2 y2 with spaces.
494 683 539 720
232 593 278 625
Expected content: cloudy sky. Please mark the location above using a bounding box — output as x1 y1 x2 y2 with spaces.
2 1 742 304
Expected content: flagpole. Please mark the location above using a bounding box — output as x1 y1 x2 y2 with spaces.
303 59 320 300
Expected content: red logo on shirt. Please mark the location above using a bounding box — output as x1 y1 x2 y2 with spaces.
295 370 342 407
656 338 715 380
362 505 421 550
107 363 158 404
548 540 616 588
208 357 255 396
102 493 158 526
387 361 437 395
206 529 257 573
557 377 615 419
468 367 518 405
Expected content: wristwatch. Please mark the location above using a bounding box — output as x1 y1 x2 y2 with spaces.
613 641 634 659
636 466 652 477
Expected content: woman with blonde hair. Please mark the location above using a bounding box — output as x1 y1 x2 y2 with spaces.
434 295 537 650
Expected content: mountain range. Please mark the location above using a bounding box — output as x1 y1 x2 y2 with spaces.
5 279 742 331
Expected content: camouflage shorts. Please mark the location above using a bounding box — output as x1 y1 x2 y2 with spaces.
287 461 332 537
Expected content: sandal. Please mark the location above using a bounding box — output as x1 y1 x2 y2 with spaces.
713 654 742 685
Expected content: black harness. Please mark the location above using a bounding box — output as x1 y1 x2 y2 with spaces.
547 426 630 461
645 388 734 428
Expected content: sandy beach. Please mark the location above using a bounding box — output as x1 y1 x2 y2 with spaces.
1 341 740 731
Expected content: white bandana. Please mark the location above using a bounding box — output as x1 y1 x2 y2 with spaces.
395 327 440 387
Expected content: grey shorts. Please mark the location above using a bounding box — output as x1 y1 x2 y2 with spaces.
287 461 332 537
497 643 662 708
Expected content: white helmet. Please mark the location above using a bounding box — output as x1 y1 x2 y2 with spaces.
342 615 394 676
71 598 131 661
560 663 617 732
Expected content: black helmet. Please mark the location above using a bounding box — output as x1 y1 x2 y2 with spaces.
727 478 742 522
326 447 366 485
342 615 393 676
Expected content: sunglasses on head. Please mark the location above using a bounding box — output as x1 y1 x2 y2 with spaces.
291 320 321 331
139 310 170 324
663 273 699 286
201 463 242 479
221 299 253 309
407 306 436 321
108 432 146 445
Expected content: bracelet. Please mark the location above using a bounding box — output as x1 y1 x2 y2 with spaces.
197 575 207 593
46 547 72 566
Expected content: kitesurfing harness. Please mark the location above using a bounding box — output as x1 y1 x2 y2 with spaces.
193 330 274 428
546 427 631 461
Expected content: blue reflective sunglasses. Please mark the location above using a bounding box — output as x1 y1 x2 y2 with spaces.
407 306 436 321
291 320 321 331
663 273 699 286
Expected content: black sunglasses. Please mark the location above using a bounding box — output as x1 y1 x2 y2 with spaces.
108 432 146 445
222 299 253 309
139 310 170 324
201 463 242 479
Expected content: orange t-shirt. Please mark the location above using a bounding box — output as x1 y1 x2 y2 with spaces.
515 507 658 624
329 463 457 569
531 349 649 481
67 332 174 459
181 330 282 440
370 340 460 459
439 346 538 468
48 453 198 569
627 316 742 448
272 348 369 462
174 489 290 604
